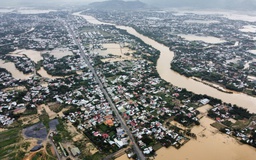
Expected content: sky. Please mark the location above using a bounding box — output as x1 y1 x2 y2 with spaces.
1 0 256 10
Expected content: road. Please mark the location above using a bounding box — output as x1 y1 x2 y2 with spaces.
65 19 146 160
49 138 62 160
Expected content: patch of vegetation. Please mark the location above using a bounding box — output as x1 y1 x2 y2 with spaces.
0 128 20 148
39 109 50 130
48 103 63 113
232 119 250 129
0 128 22 160
46 143 54 158
53 118 72 142
35 60 43 71
22 106 38 116
211 122 225 130
21 142 30 151
152 143 162 151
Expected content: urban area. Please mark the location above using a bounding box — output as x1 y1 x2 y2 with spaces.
0 1 256 160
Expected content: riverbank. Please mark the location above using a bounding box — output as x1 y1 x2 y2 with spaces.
191 77 234 94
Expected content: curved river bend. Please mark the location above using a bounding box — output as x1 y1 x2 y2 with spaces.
73 13 256 113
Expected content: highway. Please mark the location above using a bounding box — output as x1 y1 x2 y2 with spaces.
65 20 146 160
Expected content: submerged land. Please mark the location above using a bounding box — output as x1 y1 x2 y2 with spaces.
0 2 256 160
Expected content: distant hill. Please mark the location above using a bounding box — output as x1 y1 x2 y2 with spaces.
88 0 148 11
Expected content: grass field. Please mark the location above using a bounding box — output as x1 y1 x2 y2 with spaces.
210 122 226 130
0 128 22 160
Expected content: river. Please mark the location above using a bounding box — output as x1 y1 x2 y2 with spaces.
73 12 256 113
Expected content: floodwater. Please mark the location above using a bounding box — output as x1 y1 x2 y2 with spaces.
96 43 134 56
49 48 73 59
4 49 68 79
172 10 256 22
248 50 256 55
94 43 136 62
156 116 256 160
11 49 43 63
116 105 256 160
0 59 32 79
248 75 256 81
239 25 256 33
17 9 56 14
223 13 256 22
73 12 111 25
155 105 256 160
37 67 62 79
11 48 73 63
74 13 256 113
178 34 226 44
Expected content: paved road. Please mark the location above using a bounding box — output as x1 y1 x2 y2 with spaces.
65 19 145 160
49 138 62 160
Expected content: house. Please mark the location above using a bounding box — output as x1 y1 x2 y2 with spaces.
104 115 114 126
200 98 210 105
114 138 124 148
102 133 109 139
105 119 114 126
116 128 126 137
71 147 81 156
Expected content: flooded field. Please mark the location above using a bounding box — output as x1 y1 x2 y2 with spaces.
17 9 56 14
117 105 256 160
116 105 256 160
37 67 62 79
11 49 43 63
174 10 256 22
156 116 256 160
48 48 73 59
248 50 256 55
240 25 256 33
178 34 226 44
94 43 135 62
95 43 134 56
248 75 256 81
0 59 32 79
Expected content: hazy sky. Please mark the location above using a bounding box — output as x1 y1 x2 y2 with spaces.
1 0 256 10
